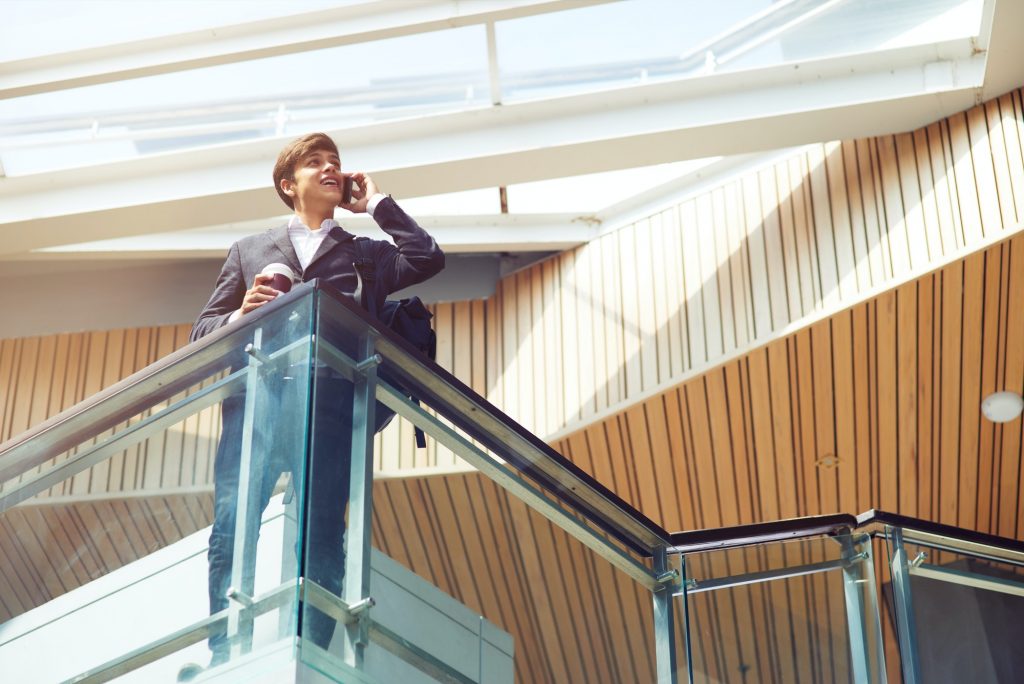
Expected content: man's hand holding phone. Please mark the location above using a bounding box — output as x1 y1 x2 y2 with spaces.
338 171 379 214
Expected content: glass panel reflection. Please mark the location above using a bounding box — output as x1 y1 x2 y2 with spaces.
897 541 1024 683
680 535 885 683
0 295 315 682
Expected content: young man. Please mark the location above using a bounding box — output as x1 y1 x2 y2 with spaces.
184 132 444 675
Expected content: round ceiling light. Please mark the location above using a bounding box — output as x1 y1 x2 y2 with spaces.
981 391 1024 423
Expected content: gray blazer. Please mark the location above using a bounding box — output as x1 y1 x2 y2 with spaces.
190 197 444 342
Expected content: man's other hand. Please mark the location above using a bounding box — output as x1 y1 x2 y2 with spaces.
239 274 280 315
338 171 379 214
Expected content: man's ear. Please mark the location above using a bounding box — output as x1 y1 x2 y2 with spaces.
280 179 295 197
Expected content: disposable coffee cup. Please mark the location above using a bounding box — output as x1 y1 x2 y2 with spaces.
260 263 298 293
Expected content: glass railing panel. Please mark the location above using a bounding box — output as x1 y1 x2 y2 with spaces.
680 534 885 683
363 447 654 683
2 283 677 683
886 536 1024 683
305 289 670 683
0 293 316 682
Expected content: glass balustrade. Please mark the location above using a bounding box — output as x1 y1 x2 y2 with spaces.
0 281 680 684
671 512 1024 684
879 517 1024 684
3 279 1020 684
676 534 885 683
0 291 317 682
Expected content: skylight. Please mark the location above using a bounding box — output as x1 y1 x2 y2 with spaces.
0 0 985 176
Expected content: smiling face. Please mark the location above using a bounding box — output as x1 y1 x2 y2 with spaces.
281 147 344 212
272 132 341 210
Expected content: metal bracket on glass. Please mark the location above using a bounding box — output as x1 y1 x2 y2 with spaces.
353 353 382 374
656 568 680 584
244 342 271 365
300 578 371 628
347 597 375 616
226 586 256 609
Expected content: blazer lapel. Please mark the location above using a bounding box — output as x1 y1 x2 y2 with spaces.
268 225 303 276
305 225 353 274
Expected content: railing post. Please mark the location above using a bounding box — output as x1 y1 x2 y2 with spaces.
342 332 379 668
653 546 679 684
839 531 885 683
888 526 921 684
227 327 268 658
678 555 693 684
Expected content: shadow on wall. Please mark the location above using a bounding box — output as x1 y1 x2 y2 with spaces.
489 102 1015 436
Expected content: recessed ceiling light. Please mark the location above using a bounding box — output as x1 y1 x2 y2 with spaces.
981 391 1024 423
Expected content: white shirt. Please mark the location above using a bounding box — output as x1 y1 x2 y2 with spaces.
287 215 334 271
228 193 387 322
287 192 387 270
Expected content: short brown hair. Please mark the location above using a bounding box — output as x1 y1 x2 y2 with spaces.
272 133 340 209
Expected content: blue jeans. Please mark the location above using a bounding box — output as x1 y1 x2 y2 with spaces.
207 373 355 660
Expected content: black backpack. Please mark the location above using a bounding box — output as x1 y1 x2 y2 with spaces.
353 239 435 448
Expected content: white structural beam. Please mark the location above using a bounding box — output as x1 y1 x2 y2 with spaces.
0 0 612 99
0 38 991 256
17 213 594 259
981 0 1024 101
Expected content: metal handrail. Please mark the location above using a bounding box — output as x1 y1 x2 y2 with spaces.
0 280 670 556
669 509 1024 559
315 288 670 554
0 282 314 483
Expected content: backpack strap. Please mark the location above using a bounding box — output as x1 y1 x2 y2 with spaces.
352 238 427 449
352 238 378 318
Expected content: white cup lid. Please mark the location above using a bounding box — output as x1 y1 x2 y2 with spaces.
260 262 297 282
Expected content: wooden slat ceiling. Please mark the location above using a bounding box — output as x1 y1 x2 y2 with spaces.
0 494 213 624
552 230 1024 540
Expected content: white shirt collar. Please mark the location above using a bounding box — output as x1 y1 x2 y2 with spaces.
288 215 339 232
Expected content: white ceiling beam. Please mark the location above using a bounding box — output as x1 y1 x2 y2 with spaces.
12 213 594 259
980 0 1024 101
0 39 989 256
0 0 612 99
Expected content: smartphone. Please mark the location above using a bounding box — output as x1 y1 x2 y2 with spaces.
342 176 354 204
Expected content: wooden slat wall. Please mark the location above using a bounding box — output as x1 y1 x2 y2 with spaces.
512 90 1024 439
0 493 213 624
483 92 1014 438
0 324 224 498
553 231 1024 535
